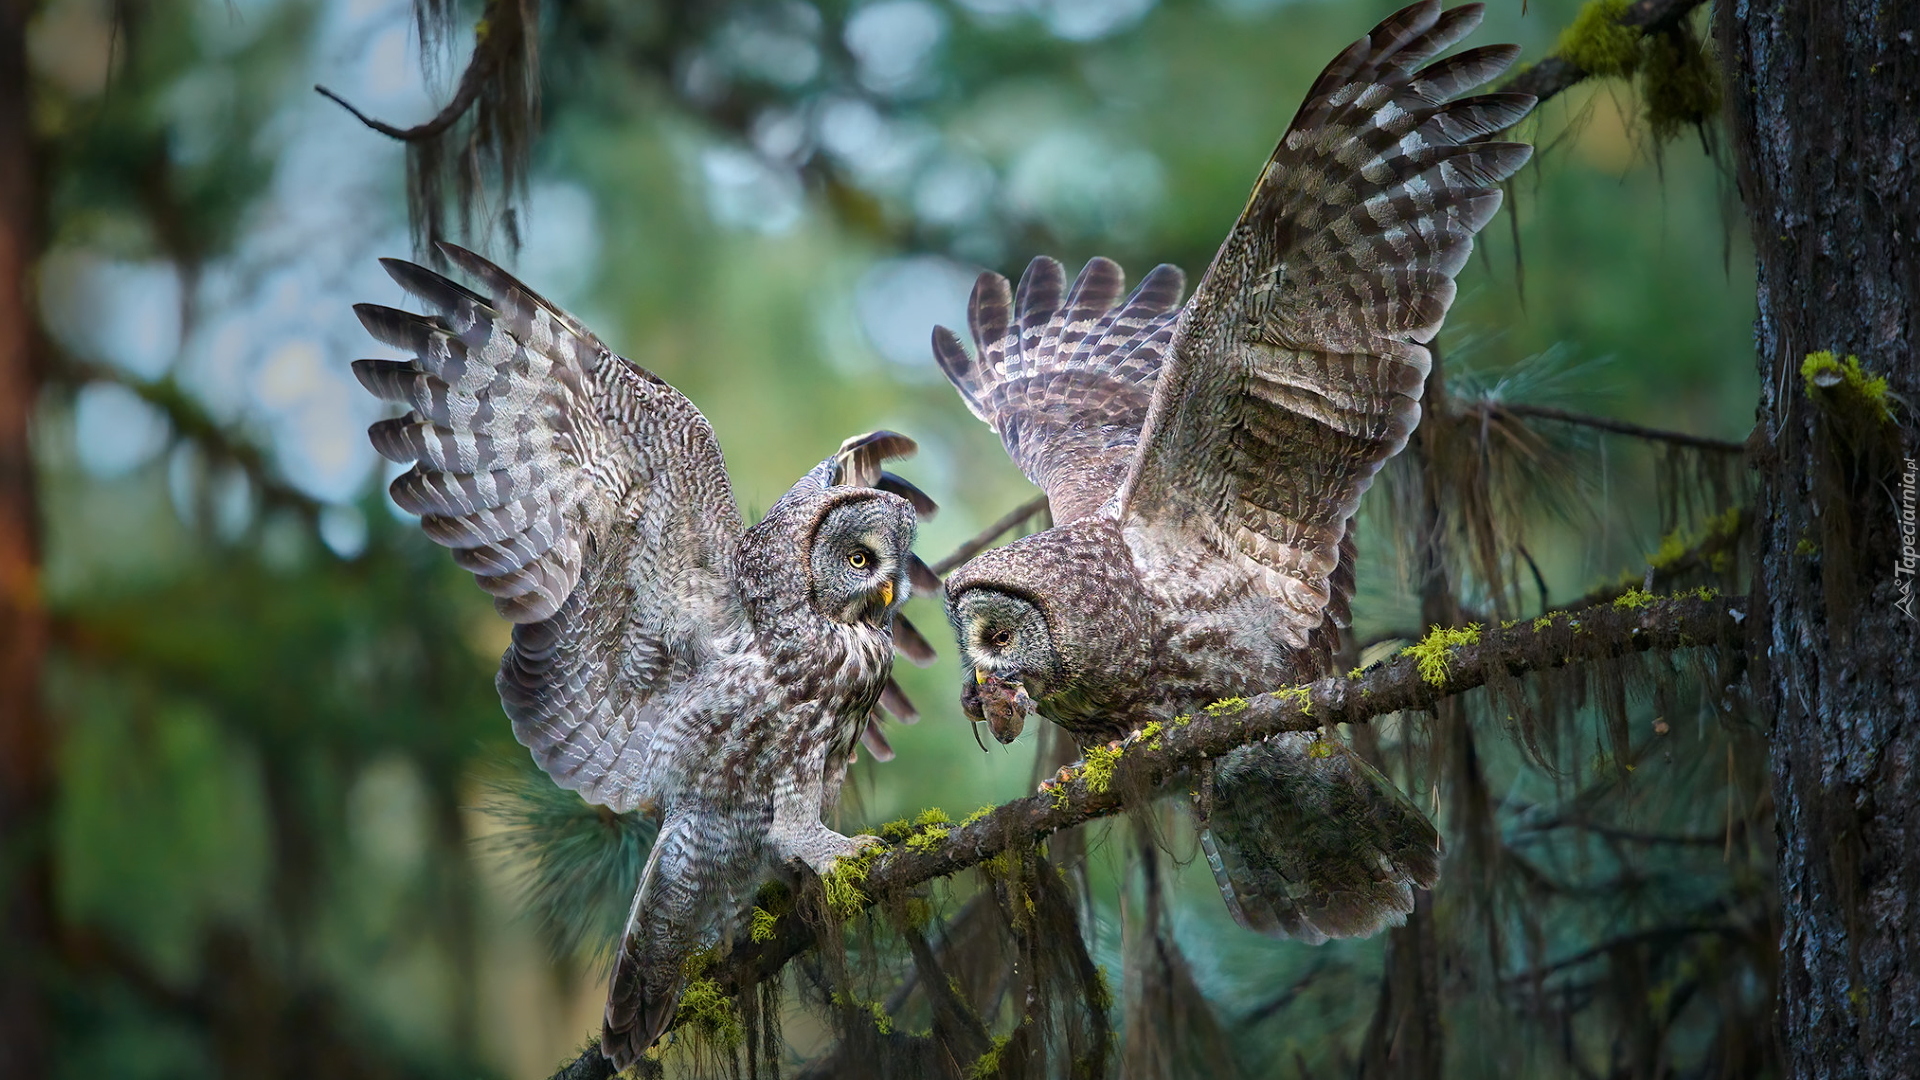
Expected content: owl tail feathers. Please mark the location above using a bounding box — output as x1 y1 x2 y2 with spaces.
599 812 704 1070
601 938 682 1071
1195 734 1440 943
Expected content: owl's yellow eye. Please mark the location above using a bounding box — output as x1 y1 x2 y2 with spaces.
848 549 871 570
988 629 1014 649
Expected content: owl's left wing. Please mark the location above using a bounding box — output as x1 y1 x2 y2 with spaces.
1118 1 1533 643
355 244 745 812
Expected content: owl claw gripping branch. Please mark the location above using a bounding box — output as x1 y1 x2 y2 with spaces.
351 244 937 1069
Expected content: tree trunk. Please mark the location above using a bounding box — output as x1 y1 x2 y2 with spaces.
1719 2 1919 1074
0 0 50 1076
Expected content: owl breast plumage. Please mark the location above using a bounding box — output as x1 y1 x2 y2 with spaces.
351 244 937 1069
939 1 1534 943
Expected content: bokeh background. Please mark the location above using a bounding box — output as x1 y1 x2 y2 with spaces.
24 0 1761 1075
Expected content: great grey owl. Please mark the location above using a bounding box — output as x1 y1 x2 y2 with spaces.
351 244 938 1067
935 2 1534 942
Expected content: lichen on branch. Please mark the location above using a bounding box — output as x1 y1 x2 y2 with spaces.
675 591 1746 1036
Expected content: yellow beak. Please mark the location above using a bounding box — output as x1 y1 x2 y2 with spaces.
877 581 894 611
975 669 986 685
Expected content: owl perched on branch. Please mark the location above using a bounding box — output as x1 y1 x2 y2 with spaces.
351 244 937 1067
937 1 1534 941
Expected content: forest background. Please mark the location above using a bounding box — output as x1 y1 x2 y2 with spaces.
8 0 1773 1076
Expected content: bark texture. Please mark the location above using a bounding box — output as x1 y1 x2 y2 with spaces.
1719 1 1920 1074
0 0 49 1075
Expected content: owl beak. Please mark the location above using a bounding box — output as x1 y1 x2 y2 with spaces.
855 579 896 627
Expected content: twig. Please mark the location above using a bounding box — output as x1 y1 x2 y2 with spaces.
1512 816 1741 849
929 494 1049 577
1481 401 1745 455
312 0 509 142
314 81 487 142
1501 0 1710 108
1498 916 1745 987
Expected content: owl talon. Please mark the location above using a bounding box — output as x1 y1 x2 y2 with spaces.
1037 768 1075 794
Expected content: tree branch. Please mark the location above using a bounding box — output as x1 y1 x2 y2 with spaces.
312 0 514 142
535 592 1743 1077
1568 507 1748 610
48 358 326 527
929 495 1049 577
313 81 487 143
1501 0 1710 107
1478 401 1746 455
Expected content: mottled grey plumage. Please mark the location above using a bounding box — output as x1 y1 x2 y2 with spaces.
939 2 1530 941
353 244 934 1068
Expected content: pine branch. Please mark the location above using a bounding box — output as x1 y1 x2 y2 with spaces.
547 1039 616 1080
929 495 1049 577
538 592 1744 1076
1479 401 1746 455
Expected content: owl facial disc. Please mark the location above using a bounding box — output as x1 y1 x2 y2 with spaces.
948 586 1060 745
810 494 915 627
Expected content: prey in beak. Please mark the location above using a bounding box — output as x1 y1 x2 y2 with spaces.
963 668 1036 745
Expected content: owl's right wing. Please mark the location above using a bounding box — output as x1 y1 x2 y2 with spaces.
932 257 1186 524
354 243 743 812
1118 1 1533 644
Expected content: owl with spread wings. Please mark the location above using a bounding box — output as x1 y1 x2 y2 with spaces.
936 1 1534 942
351 245 938 1067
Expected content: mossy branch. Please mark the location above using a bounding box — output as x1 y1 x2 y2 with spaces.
534 592 1745 1078
1501 0 1708 112
1569 507 1747 610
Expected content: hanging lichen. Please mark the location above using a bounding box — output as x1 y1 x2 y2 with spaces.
1643 25 1723 142
1557 0 1642 77
674 977 745 1050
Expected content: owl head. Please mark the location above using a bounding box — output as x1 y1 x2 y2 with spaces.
807 491 917 627
748 431 931 632
947 584 1060 742
943 523 1147 743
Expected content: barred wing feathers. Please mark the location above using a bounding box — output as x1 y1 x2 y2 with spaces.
933 256 1186 524
1119 0 1534 643
355 243 743 812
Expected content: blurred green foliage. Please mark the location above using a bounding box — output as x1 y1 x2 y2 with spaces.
25 0 1768 1075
